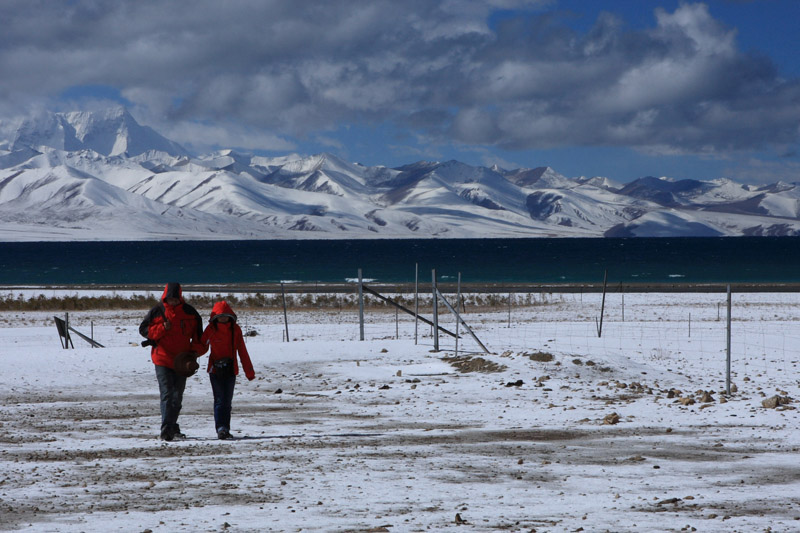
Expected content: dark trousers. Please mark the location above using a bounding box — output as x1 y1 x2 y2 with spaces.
210 372 236 432
155 365 187 434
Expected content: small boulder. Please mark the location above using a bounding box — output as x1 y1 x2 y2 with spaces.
762 395 792 409
699 391 715 403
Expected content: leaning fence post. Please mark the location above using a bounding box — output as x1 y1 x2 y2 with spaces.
414 263 419 345
358 269 365 341
432 269 439 352
455 273 461 357
435 287 489 353
596 269 608 338
726 284 732 395
281 283 290 343
66 312 72 349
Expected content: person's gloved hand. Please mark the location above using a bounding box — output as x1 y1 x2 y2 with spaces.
190 342 208 355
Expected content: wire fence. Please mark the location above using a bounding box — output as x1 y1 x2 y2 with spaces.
17 289 800 385
351 290 800 387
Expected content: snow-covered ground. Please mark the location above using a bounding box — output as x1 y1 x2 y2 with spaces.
2 291 800 532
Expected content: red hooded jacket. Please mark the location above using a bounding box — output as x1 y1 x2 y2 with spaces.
201 301 255 380
139 283 207 369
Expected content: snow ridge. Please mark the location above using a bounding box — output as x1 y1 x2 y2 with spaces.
1 108 799 241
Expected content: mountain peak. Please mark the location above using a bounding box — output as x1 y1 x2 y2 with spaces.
2 108 799 240
7 107 188 158
504 166 573 189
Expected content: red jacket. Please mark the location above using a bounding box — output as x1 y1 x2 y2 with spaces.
139 283 207 369
201 301 255 380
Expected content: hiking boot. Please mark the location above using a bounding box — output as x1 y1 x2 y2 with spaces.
173 425 186 440
217 428 232 440
160 428 174 441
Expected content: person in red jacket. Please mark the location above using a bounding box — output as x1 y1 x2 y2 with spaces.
201 300 255 440
139 282 207 441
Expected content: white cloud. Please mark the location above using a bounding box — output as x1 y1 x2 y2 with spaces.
165 121 296 153
722 157 800 184
0 0 796 160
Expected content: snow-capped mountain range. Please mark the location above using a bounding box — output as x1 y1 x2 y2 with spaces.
1 108 799 241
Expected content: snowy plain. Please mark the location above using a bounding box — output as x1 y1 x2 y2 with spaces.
2 289 800 532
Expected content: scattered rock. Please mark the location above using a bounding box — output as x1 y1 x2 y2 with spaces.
527 351 554 362
505 379 524 387
762 395 792 409
275 388 283 394
603 412 620 425
700 391 715 403
678 397 695 406
443 356 507 373
455 512 467 525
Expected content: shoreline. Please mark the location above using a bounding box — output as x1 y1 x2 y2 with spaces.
3 281 800 294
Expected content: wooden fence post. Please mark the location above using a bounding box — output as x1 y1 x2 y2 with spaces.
358 269 364 341
726 285 732 395
432 269 439 352
281 283 290 343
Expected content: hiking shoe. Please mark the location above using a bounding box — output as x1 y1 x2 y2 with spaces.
217 428 232 440
160 428 174 441
173 425 186 440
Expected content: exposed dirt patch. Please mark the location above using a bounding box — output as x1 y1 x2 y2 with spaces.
526 351 554 362
442 355 507 373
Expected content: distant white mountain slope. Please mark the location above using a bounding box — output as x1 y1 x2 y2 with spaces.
1 108 799 241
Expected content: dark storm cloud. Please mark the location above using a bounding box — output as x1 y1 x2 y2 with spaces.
0 0 797 155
